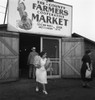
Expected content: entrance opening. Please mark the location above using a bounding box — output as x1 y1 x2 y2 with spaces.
41 37 61 78
19 33 40 79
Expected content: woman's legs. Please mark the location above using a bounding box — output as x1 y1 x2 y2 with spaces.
36 83 48 94
82 80 91 87
43 84 46 91
42 84 48 94
82 80 87 87
81 71 87 87
36 82 39 91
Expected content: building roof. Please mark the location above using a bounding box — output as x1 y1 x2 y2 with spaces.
72 33 95 45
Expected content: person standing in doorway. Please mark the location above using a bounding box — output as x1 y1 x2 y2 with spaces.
27 47 38 79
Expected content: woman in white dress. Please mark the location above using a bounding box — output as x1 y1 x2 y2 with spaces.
35 51 48 95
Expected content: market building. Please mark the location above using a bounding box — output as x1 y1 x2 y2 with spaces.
0 0 85 82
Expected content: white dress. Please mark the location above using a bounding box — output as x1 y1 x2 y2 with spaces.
36 58 47 84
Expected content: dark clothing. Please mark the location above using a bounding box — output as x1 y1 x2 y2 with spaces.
29 64 36 79
80 54 92 81
27 51 38 79
28 51 38 65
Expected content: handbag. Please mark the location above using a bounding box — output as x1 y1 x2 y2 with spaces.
45 58 53 71
85 69 92 78
34 55 41 68
45 58 51 69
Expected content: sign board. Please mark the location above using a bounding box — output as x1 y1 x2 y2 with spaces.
7 0 72 37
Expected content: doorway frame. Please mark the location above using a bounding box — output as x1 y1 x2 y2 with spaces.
40 36 61 78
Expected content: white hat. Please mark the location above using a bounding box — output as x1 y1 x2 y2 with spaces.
32 47 36 50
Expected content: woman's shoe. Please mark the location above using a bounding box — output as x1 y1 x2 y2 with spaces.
43 90 48 95
36 87 39 92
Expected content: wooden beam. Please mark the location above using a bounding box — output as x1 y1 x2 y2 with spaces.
63 42 80 58
0 37 18 56
64 59 80 75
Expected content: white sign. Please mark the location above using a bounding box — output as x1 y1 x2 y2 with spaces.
7 0 72 37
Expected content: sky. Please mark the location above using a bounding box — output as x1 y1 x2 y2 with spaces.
0 0 95 41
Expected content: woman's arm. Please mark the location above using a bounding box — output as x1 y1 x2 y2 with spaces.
35 64 41 68
34 55 41 69
86 62 90 70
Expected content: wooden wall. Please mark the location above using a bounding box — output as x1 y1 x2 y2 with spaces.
0 31 19 82
62 38 84 78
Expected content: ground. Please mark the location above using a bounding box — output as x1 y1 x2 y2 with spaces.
0 78 95 100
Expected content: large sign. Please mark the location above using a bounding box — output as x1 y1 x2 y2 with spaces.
7 0 72 37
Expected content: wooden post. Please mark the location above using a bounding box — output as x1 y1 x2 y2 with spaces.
3 0 9 24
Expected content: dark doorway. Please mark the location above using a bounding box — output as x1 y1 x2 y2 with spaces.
19 33 40 79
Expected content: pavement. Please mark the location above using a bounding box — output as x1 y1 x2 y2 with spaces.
0 78 95 100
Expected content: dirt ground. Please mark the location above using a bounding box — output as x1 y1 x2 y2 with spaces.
0 78 95 100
